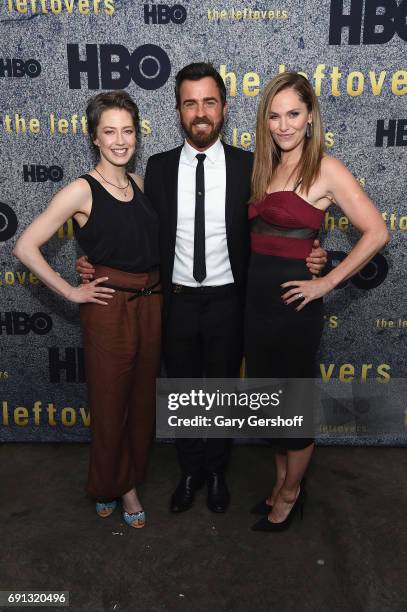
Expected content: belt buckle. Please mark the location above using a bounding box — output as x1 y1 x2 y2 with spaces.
141 287 152 296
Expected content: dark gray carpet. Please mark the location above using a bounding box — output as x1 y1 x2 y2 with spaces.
1 443 406 612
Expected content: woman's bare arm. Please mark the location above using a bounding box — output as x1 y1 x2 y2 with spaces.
13 179 114 304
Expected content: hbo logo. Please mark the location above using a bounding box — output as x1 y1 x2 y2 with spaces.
0 312 53 336
23 165 64 183
144 4 187 24
67 44 171 90
0 58 41 78
328 251 388 289
329 0 407 45
0 202 18 242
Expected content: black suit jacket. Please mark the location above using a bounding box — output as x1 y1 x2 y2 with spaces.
144 141 253 307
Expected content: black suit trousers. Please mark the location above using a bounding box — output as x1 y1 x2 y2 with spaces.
163 289 244 475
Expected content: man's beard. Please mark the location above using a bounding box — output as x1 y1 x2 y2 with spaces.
181 115 224 148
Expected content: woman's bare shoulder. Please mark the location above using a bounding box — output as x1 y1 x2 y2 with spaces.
48 176 92 213
320 154 347 173
64 175 92 197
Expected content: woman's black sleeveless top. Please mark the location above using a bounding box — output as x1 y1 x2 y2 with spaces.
74 174 159 273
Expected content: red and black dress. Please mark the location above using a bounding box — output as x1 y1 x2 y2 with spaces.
244 190 325 449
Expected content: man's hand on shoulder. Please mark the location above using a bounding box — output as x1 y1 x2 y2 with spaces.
306 239 328 276
76 255 95 283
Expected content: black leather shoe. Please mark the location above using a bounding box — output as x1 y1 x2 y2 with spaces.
206 472 230 513
170 473 205 513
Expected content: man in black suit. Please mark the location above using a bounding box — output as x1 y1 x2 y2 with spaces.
144 63 253 514
78 63 326 514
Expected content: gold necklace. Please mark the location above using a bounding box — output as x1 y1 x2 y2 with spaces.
94 167 130 197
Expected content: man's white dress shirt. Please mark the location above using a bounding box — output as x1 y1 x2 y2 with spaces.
172 138 234 287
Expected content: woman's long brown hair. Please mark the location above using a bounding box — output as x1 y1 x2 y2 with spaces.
250 72 325 202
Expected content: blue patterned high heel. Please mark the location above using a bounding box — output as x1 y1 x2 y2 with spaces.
95 500 117 518
122 509 145 529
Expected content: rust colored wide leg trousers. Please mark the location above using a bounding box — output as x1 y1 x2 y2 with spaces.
80 265 162 501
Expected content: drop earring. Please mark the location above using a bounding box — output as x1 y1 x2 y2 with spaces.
306 123 312 138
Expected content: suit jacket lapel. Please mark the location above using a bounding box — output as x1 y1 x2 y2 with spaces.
165 146 182 258
223 142 240 235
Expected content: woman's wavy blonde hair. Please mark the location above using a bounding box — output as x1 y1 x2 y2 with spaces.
250 72 325 202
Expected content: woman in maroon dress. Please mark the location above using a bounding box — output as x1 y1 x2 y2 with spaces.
246 73 389 531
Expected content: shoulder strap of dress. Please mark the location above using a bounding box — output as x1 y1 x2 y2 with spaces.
79 173 102 199
79 173 97 186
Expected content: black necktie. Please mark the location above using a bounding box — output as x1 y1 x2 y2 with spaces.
193 153 206 283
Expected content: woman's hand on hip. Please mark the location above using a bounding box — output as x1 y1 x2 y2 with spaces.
281 277 333 311
67 276 115 305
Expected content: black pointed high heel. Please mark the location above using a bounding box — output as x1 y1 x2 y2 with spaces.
251 488 306 532
250 478 306 515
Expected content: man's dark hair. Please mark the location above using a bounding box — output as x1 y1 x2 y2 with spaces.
175 62 227 108
86 90 139 143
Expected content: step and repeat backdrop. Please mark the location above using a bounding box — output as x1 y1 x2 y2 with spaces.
0 0 406 443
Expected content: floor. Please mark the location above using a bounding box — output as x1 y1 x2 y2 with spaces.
1 443 406 612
